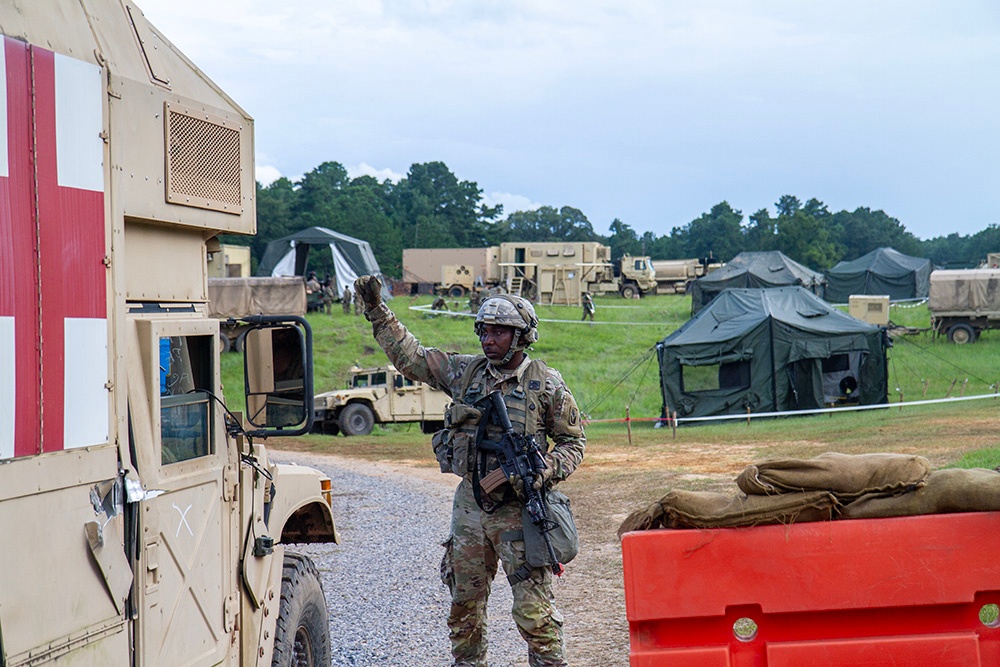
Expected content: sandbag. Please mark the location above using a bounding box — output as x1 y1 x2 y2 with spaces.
736 452 930 500
841 468 1000 519
618 489 837 537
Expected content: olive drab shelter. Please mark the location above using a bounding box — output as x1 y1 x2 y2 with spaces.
824 247 932 303
689 251 826 314
258 226 392 299
657 287 888 420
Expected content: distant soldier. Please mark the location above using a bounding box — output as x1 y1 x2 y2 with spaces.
431 296 449 311
581 292 595 324
305 271 323 312
468 289 482 314
342 286 352 315
320 278 335 315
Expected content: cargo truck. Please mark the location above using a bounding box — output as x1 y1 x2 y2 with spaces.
0 3 337 666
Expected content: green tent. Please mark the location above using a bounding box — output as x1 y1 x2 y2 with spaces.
657 286 888 420
689 251 825 315
824 247 931 303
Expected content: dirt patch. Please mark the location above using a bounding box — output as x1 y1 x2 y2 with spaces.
276 402 1000 666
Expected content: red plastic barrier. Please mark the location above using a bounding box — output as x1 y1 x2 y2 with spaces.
621 512 1000 666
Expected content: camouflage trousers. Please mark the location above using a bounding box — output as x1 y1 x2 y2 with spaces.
440 479 566 667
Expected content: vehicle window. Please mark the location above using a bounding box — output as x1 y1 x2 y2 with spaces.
160 335 213 464
404 378 415 387
353 375 369 388
634 259 646 270
372 371 387 386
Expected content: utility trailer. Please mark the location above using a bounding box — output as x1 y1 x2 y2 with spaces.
928 269 1000 344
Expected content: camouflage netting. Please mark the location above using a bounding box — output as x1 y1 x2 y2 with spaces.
617 452 1000 538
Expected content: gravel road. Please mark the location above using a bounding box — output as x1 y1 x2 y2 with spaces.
275 451 538 667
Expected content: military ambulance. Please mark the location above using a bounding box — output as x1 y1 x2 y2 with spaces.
0 2 337 665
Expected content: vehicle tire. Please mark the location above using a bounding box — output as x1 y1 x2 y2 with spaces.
319 419 340 436
947 323 977 344
271 552 330 667
420 420 444 434
621 283 637 299
234 330 248 353
448 285 466 298
339 402 374 436
218 332 232 354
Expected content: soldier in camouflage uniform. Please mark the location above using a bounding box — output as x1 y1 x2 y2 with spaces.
355 275 585 667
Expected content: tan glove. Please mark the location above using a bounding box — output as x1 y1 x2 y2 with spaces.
508 474 527 501
354 275 383 312
532 458 556 491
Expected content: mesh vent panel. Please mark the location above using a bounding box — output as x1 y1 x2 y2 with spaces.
166 107 243 213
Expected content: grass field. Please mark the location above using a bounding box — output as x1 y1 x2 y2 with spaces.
224 292 1000 423
221 291 1000 472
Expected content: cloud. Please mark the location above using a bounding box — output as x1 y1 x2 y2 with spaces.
255 163 283 186
346 162 405 183
483 191 542 219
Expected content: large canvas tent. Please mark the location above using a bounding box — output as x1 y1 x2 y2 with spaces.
824 247 931 303
657 286 888 421
257 226 391 299
689 251 825 314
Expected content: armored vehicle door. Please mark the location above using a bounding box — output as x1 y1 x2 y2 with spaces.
127 316 240 666
390 370 423 417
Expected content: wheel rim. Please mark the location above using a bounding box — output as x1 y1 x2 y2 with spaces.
348 409 370 433
952 327 972 344
291 626 314 667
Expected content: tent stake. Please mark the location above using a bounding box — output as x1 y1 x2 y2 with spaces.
625 406 633 446
671 411 677 439
746 406 752 426
898 390 904 412
960 378 968 397
946 378 957 398
922 379 929 397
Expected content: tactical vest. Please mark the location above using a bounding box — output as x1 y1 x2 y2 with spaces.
431 356 549 478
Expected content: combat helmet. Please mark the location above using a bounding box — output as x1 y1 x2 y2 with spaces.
474 294 538 365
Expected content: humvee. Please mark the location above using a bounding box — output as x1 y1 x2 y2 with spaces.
0 2 337 666
314 365 450 436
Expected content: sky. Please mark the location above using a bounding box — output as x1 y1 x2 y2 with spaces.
137 0 1000 241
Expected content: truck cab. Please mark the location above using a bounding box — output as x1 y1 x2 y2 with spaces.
314 365 450 436
619 254 659 298
0 3 337 665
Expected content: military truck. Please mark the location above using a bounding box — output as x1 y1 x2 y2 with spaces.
401 243 660 302
314 365 450 436
650 257 723 294
928 269 1000 343
0 3 337 666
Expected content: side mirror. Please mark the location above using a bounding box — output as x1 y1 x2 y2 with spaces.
241 316 314 437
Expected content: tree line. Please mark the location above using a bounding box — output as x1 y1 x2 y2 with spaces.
247 160 998 277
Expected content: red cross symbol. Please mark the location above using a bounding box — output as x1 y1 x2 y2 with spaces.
0 38 108 458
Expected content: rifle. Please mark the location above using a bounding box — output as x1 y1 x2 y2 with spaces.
476 391 564 576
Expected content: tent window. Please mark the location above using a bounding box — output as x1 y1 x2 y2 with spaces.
682 360 750 393
822 354 850 373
